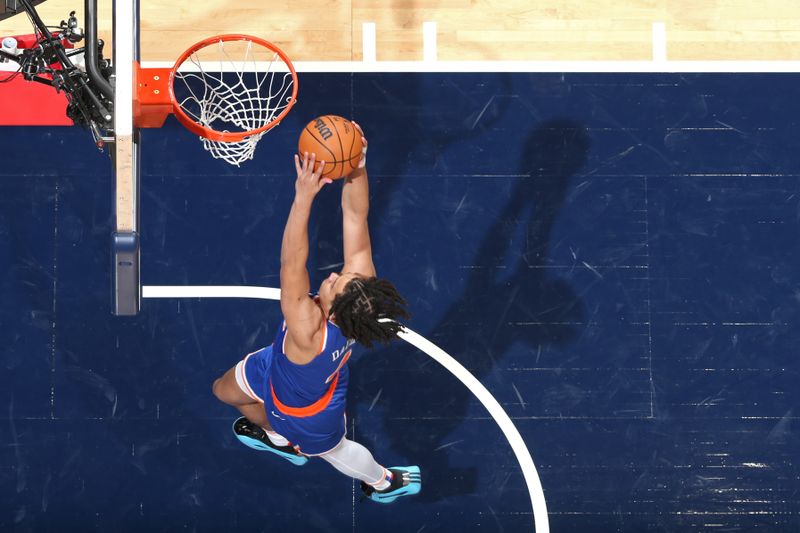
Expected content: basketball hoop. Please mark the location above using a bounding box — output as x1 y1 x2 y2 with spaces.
135 35 298 166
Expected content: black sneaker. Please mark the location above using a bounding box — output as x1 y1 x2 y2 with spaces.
361 466 421 503
232 417 308 466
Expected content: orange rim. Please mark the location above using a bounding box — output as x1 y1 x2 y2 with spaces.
168 34 298 143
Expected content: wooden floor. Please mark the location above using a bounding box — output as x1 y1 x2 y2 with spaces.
2 0 800 62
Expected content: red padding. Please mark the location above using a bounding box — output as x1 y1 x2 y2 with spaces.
0 76 72 126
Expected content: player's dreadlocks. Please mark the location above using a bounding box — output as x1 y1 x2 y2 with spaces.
329 277 410 348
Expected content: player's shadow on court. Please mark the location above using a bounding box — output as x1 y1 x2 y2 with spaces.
350 119 591 502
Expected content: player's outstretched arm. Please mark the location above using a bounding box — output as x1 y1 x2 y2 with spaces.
280 152 332 354
341 122 376 277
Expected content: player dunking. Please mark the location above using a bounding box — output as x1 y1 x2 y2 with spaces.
212 124 421 503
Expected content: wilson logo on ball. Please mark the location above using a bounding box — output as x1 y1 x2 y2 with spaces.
313 118 333 141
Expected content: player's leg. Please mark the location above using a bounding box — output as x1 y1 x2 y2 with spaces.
318 437 386 485
318 438 421 503
212 365 272 429
214 352 308 466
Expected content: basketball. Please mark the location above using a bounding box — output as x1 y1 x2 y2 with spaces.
297 115 363 180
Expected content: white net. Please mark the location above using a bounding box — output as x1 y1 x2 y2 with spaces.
173 39 296 166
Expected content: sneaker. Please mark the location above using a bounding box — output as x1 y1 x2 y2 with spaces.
232 417 308 466
361 466 421 503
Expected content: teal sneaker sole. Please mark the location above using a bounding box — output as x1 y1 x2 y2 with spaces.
232 418 308 466
368 466 421 503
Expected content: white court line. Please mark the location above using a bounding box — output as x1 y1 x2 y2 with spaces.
143 285 281 301
362 22 376 63
139 59 800 73
423 22 438 62
142 284 549 532
652 22 667 62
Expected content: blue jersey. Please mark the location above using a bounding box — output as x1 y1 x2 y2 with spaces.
237 314 356 454
255 319 355 454
269 319 355 418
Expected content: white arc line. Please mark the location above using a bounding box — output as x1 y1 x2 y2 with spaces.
396 327 548 531
143 285 281 300
142 285 548 532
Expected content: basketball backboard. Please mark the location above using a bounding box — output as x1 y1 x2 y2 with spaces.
0 0 136 313
2 0 294 316
111 0 140 316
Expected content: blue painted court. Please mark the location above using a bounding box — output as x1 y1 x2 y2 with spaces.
2 72 799 531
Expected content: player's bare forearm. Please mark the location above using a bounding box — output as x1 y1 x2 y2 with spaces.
342 167 369 221
343 121 370 221
342 169 373 273
280 198 312 270
282 152 330 281
279 198 314 329
341 122 375 275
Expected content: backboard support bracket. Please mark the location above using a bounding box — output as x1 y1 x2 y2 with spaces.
113 231 140 315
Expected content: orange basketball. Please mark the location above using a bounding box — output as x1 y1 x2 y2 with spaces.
297 115 363 180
